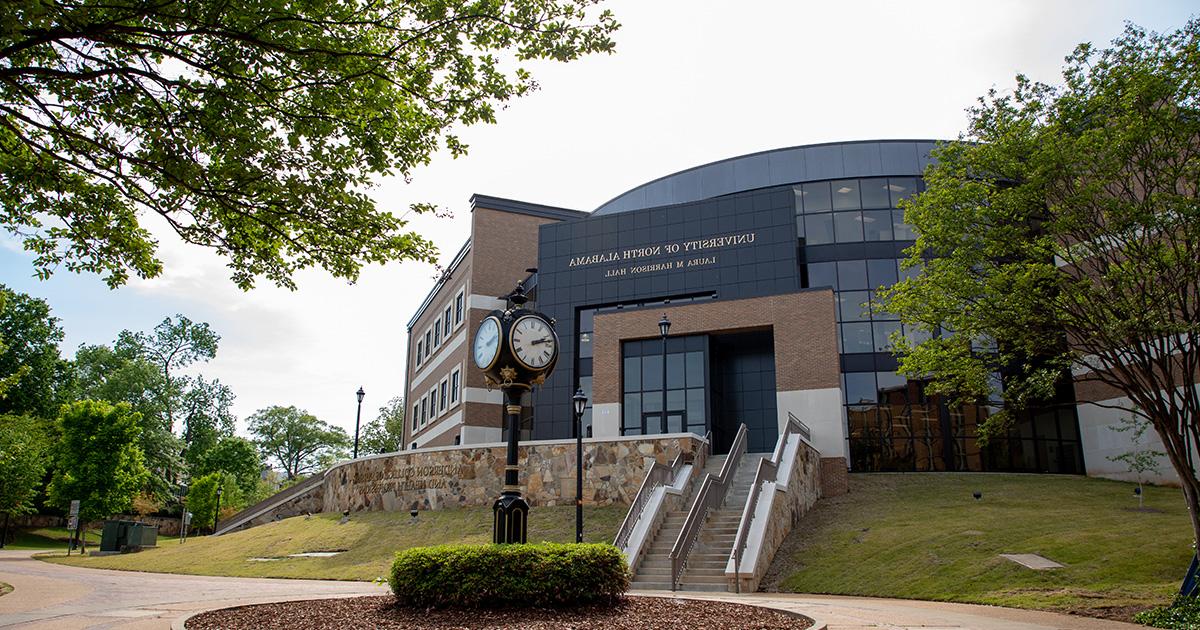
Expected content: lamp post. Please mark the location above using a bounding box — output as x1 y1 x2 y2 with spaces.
353 386 366 459
658 314 671 434
573 388 588 543
213 480 223 534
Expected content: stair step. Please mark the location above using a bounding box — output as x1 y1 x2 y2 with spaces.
677 583 730 592
679 574 728 584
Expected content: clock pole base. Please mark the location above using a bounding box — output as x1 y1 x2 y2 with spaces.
492 492 529 544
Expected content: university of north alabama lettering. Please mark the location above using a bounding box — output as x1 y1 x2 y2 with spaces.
568 231 756 269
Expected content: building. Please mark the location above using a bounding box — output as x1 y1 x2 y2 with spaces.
403 139 1108 477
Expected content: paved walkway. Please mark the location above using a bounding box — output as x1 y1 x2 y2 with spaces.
0 549 1145 629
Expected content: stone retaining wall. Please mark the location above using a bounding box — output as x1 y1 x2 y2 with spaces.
324 434 704 513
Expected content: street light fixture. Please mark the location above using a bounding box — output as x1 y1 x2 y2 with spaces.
658 314 671 435
353 386 366 459
573 388 588 543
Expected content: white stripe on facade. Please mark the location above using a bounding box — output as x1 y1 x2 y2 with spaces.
414 409 463 448
411 329 466 389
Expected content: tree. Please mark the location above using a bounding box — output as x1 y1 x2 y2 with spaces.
1108 415 1166 509
186 472 229 534
48 400 149 522
360 396 406 455
248 406 350 480
73 342 182 498
0 415 49 544
880 21 1200 551
117 315 220 431
195 436 262 495
0 286 68 418
179 376 236 469
0 0 618 290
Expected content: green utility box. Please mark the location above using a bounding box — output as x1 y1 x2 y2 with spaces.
99 520 159 553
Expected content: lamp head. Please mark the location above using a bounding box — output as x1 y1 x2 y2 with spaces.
573 388 588 416
658 313 671 338
356 387 365 403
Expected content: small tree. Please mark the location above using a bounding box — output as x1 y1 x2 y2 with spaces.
196 437 263 495
187 472 240 533
1109 415 1167 509
248 406 350 480
48 400 149 523
0 415 48 546
360 396 406 455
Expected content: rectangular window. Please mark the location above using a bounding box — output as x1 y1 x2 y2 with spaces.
832 179 861 210
443 306 452 337
800 181 832 213
416 340 424 366
439 379 448 413
424 329 432 356
803 213 834 245
412 404 419 431
834 211 864 242
454 289 465 325
862 210 893 241
428 389 436 422
450 368 461 404
433 319 441 347
861 177 891 209
420 397 428 427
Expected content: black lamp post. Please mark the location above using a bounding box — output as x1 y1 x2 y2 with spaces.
573 388 588 543
353 386 366 459
658 314 671 433
213 480 223 534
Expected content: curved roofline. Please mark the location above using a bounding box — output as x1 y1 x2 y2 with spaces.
593 138 946 212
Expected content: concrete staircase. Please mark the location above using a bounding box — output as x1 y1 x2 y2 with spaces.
630 452 766 591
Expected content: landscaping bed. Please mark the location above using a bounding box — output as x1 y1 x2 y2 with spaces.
184 595 813 629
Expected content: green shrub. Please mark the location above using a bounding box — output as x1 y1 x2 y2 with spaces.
1136 597 1200 629
389 543 629 608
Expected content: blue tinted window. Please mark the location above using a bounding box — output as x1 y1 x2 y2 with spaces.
837 260 868 290
841 322 873 353
832 180 861 210
843 372 878 405
893 209 917 240
868 259 898 289
801 182 831 213
861 178 891 209
888 177 918 206
863 210 893 241
834 211 864 242
804 213 834 245
808 262 837 289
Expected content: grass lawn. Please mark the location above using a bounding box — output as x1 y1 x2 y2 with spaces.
41 504 627 581
764 473 1191 621
4 526 102 550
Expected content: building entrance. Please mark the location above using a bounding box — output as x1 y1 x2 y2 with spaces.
709 331 778 454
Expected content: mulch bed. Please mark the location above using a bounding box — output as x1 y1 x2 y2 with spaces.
186 595 813 629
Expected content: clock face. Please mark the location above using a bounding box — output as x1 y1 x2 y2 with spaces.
473 316 501 370
510 315 557 370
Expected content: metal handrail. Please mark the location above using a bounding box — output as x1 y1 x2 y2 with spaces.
728 414 809 590
669 422 748 591
613 450 686 550
213 471 325 536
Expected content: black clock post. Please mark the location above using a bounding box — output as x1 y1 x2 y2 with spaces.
472 282 559 545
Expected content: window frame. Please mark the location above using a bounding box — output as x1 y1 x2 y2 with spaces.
454 288 466 327
450 367 461 404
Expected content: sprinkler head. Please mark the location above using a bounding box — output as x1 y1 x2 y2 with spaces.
972 491 982 501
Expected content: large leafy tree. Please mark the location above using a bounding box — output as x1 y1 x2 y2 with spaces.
48 400 149 522
0 415 49 524
0 285 68 418
881 22 1200 550
0 0 618 289
117 315 219 431
360 395 406 455
195 436 262 495
248 405 350 480
73 342 182 498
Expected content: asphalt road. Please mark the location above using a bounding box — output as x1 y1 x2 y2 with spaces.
0 549 1144 629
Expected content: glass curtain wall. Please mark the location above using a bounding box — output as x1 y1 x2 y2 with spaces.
621 336 707 438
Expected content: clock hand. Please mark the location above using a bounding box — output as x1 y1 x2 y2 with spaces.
531 337 552 345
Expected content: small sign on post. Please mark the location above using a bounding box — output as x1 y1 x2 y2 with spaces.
67 500 81 555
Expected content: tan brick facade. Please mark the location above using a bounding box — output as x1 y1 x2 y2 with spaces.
591 290 840 405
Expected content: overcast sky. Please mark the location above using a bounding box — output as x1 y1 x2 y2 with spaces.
1 1 1195 438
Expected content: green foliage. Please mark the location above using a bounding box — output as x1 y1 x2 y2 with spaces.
0 0 618 290
117 315 220 432
389 543 629 608
195 437 263 495
248 406 350 479
0 286 68 419
1136 597 1200 629
48 400 149 522
360 396 406 455
186 473 221 532
878 20 1200 448
1109 414 1167 483
0 414 49 516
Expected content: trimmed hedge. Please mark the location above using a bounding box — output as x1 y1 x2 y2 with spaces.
389 543 629 608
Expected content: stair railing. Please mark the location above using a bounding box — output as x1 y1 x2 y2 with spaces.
728 413 809 592
213 471 325 536
669 422 748 591
613 449 687 551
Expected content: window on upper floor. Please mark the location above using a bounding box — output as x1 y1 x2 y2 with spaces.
454 289 465 326
439 378 448 413
433 317 442 348
450 368 461 405
419 397 428 427
412 404 419 431
443 306 452 337
416 339 424 366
